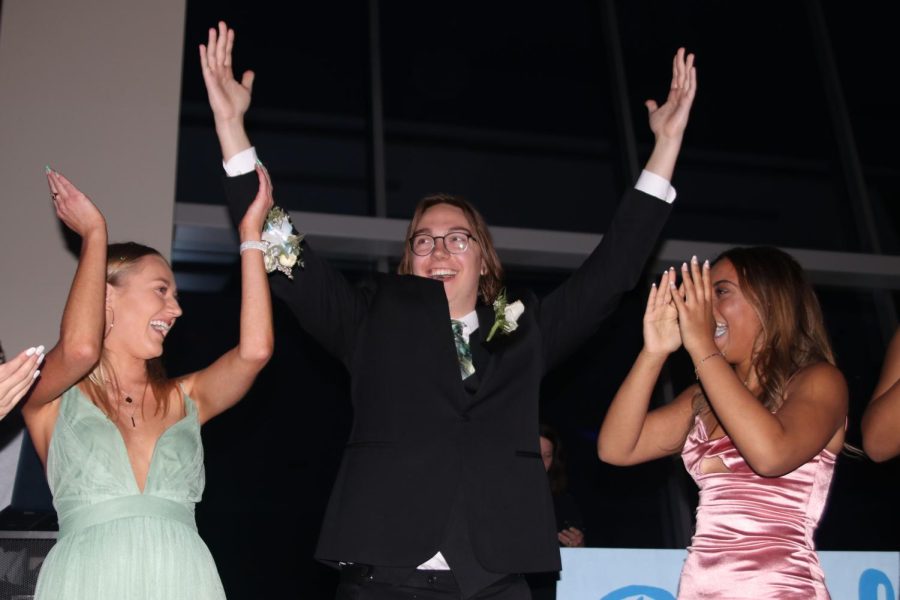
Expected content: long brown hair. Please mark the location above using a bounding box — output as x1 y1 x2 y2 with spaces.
702 246 834 413
81 242 177 419
397 194 504 305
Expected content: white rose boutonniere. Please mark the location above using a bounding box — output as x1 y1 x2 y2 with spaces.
486 289 525 342
260 206 304 279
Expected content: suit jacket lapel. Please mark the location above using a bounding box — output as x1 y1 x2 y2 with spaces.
467 304 498 397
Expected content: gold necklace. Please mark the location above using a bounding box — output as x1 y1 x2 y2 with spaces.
122 380 149 428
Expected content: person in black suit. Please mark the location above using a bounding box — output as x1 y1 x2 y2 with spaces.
199 21 696 600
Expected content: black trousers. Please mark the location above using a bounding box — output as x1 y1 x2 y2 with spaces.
335 565 531 600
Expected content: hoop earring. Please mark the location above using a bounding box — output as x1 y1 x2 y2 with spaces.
104 307 115 339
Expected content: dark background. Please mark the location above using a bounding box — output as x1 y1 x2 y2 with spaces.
12 1 900 598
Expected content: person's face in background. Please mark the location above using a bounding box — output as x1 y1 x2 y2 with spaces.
540 436 554 472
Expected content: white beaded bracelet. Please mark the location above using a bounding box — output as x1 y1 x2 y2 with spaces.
239 240 269 254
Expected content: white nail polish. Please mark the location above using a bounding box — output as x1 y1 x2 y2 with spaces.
691 255 698 264
35 345 45 355
38 353 45 364
25 347 36 357
33 370 41 379
681 262 688 270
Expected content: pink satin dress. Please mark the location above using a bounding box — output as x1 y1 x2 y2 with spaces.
678 416 835 599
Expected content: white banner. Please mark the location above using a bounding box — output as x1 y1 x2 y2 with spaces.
557 548 899 600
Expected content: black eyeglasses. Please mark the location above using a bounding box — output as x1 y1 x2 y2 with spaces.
408 232 477 256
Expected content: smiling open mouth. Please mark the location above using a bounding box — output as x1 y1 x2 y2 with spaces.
714 322 727 338
429 269 457 281
150 320 172 334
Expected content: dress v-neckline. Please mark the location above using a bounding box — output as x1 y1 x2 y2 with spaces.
76 387 194 494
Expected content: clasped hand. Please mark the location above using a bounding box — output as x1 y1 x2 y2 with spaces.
643 257 717 358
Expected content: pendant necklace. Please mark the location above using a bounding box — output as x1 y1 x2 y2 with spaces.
122 380 149 428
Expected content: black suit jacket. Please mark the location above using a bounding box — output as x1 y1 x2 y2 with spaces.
224 173 671 573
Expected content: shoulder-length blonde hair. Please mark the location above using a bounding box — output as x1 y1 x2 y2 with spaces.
81 242 177 419
397 194 504 305
706 246 835 412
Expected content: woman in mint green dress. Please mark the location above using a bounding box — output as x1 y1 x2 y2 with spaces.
22 166 274 599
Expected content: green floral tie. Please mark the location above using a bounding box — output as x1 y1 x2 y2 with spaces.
451 320 475 380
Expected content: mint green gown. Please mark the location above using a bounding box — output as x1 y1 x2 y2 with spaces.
34 386 226 599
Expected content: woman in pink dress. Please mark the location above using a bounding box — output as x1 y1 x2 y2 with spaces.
598 247 847 599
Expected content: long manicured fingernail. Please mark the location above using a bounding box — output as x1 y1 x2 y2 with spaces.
703 259 710 269
35 345 45 355
33 369 41 379
38 353 45 364
25 347 37 356
44 165 51 174
681 262 688 271
691 255 698 264
651 282 657 288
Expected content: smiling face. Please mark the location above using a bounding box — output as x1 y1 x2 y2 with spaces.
105 254 182 361
710 258 763 370
410 203 485 318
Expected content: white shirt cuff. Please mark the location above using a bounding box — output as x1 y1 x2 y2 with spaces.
635 169 676 204
223 147 259 177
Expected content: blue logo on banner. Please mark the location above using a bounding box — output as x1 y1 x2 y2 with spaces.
859 568 895 600
600 585 676 600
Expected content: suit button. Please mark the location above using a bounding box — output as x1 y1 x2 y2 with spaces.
426 574 438 585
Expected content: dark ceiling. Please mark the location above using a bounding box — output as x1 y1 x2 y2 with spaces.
179 1 900 167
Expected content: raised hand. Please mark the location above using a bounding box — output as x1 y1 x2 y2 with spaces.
646 47 697 143
200 21 255 124
643 268 682 356
0 345 44 419
671 256 718 357
47 169 106 239
239 165 275 241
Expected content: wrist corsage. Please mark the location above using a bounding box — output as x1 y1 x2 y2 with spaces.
486 289 525 342
261 206 304 279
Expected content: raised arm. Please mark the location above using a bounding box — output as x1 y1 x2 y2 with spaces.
204 21 368 363
23 171 108 444
538 49 696 369
862 328 900 461
182 166 274 424
672 258 847 477
597 268 695 465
